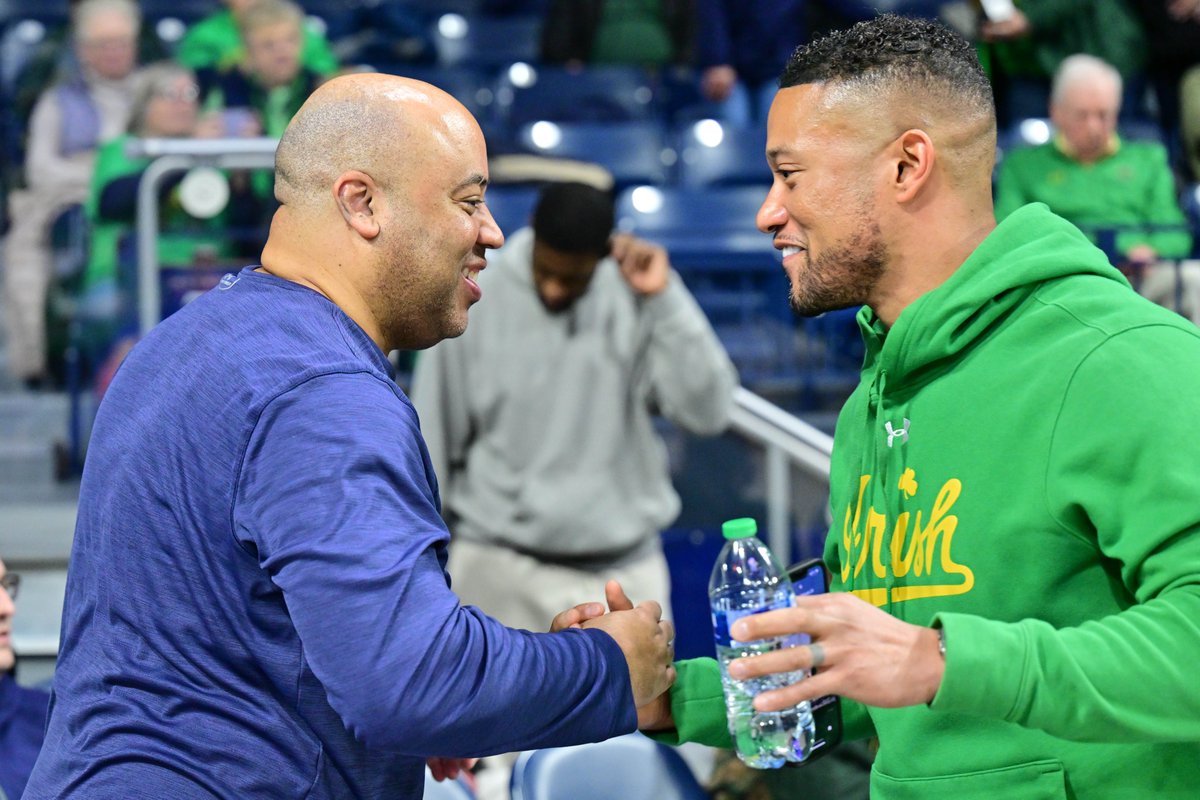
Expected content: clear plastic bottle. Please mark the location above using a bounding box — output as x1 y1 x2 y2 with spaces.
709 517 816 768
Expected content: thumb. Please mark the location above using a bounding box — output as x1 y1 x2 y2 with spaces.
606 579 635 612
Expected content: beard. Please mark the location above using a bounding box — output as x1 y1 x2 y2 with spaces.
788 217 887 318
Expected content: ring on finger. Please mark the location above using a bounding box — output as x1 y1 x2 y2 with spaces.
808 642 825 669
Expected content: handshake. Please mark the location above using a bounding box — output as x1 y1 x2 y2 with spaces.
549 580 677 731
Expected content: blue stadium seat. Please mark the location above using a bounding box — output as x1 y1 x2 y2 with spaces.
515 121 671 188
510 733 707 800
614 184 771 266
429 13 542 70
495 65 658 129
675 120 771 188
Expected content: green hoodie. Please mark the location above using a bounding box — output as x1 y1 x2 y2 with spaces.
659 204 1200 798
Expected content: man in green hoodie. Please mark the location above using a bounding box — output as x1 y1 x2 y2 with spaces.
616 13 1200 798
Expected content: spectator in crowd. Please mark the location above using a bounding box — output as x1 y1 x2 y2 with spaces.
176 0 338 78
22 73 674 799
621 16 1200 798
197 0 323 140
982 0 1147 125
995 54 1197 323
195 0 324 215
0 559 50 800
77 62 252 373
1185 66 1200 181
693 0 810 125
1128 0 1200 179
693 0 876 126
540 0 694 70
411 181 738 635
2 0 142 389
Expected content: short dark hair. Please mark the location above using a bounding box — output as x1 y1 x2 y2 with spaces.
532 182 614 256
779 14 993 116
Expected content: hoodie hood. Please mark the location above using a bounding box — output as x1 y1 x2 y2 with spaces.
857 203 1129 389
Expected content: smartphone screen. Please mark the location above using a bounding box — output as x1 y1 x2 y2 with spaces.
787 558 842 763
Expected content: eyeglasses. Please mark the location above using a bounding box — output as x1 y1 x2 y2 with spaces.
0 573 18 601
154 84 200 103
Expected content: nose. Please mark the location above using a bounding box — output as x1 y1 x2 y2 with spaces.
478 202 505 250
541 279 570 306
0 584 13 617
756 185 786 234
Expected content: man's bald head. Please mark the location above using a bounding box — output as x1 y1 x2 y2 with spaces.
274 74 476 211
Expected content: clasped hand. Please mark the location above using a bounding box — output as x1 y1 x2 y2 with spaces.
550 581 676 726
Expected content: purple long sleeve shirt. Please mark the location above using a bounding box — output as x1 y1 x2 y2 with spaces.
25 267 635 799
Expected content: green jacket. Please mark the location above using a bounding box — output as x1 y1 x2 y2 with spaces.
660 205 1200 798
176 10 338 76
995 136 1192 259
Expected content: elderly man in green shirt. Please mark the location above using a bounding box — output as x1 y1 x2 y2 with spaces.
995 53 1198 323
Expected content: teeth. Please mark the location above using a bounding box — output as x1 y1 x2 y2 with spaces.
781 246 802 259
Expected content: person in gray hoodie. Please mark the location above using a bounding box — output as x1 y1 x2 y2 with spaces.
411 181 738 632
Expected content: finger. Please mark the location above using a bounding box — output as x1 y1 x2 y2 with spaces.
635 599 663 622
730 606 813 642
549 602 604 633
752 671 838 712
605 579 634 612
609 233 631 263
659 618 675 646
427 758 447 782
728 645 811 681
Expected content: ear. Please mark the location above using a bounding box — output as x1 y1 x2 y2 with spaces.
891 129 935 204
332 170 382 241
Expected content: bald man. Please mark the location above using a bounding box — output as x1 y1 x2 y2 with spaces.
24 75 675 800
625 16 1200 798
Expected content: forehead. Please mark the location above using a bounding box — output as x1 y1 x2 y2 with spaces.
1057 79 1119 111
765 84 865 160
81 12 136 38
246 19 301 42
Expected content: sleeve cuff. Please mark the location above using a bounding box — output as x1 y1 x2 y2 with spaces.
929 612 1031 721
644 657 733 749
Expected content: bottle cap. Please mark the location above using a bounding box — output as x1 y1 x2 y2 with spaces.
721 517 758 540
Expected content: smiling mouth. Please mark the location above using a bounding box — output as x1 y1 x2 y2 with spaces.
781 245 805 260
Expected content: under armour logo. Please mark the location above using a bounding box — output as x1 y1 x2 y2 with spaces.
218 273 240 290
885 418 910 448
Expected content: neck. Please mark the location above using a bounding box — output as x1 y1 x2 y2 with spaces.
258 208 387 351
870 195 996 328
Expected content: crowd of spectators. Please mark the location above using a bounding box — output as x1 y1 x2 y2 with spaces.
0 0 1198 398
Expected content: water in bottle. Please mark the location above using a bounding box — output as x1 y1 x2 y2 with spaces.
710 517 816 768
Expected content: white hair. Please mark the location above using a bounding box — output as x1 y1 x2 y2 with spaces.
1051 54 1122 108
72 0 141 40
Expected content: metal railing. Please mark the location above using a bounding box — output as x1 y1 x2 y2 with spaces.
129 136 279 335
728 386 833 563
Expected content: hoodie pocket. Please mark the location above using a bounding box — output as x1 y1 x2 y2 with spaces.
871 759 1067 799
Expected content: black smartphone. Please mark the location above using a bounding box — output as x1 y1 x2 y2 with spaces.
786 557 843 764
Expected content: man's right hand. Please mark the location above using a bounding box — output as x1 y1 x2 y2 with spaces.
581 584 676 710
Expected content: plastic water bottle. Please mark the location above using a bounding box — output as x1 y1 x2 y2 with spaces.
710 517 816 768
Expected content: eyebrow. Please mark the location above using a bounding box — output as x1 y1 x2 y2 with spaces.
453 173 488 193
